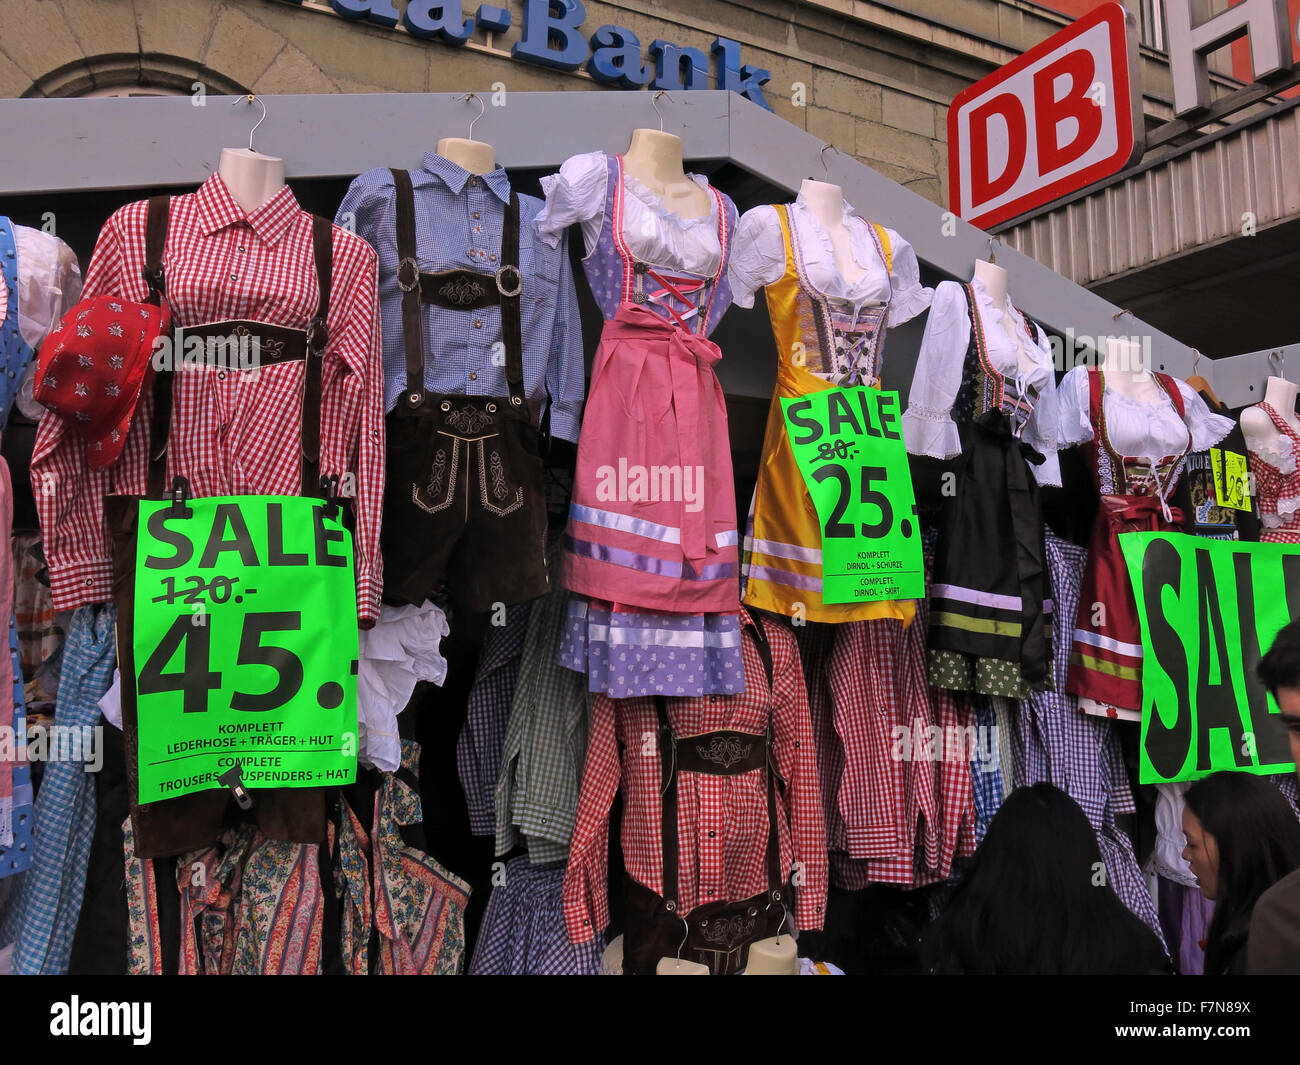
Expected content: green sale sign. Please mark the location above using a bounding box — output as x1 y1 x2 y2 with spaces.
130 495 359 805
1118 531 1297 784
780 386 924 603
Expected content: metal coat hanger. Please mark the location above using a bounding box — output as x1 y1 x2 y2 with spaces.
1186 349 1222 408
651 90 667 132
232 94 267 153
458 92 485 140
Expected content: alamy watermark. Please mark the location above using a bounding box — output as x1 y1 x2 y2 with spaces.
50 997 150 1045
1050 332 1153 373
594 457 705 513
151 327 265 372
891 721 999 773
0 724 104 773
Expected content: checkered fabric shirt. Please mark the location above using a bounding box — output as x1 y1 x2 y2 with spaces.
562 611 828 941
826 592 976 888
1014 531 1164 941
31 175 386 621
827 616 909 862
495 549 589 863
469 856 605 975
337 154 585 441
801 538 977 891
968 694 1007 846
458 602 531 837
6 604 116 973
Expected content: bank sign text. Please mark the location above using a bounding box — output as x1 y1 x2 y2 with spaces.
298 0 771 109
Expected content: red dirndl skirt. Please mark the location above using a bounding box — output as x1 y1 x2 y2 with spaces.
1065 493 1181 714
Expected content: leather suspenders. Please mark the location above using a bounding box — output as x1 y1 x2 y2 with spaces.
389 167 526 416
139 197 333 499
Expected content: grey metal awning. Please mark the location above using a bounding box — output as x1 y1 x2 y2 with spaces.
0 89 1284 407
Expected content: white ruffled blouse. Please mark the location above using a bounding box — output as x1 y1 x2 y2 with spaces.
1056 365 1234 468
2 224 82 350
3 224 82 421
727 193 932 327
901 278 1062 487
534 150 724 276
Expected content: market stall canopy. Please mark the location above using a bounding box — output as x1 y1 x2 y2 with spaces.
0 88 1261 405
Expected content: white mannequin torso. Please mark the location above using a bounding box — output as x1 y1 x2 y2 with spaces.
217 147 285 213
436 137 496 176
1242 376 1300 455
656 956 709 975
622 128 711 220
799 179 864 286
1100 336 1162 403
971 259 1035 374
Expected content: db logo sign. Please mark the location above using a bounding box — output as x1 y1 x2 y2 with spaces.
948 2 1145 230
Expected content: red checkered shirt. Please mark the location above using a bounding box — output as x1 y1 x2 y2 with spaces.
32 175 385 621
823 567 975 889
562 611 828 942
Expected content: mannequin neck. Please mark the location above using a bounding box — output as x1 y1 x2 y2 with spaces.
436 137 496 176
798 178 865 285
972 259 1008 308
623 128 687 190
799 179 847 234
1101 338 1159 401
217 148 285 214
1265 376 1300 420
622 128 710 220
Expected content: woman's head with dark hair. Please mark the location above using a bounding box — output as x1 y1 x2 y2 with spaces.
1182 771 1300 974
923 783 1169 975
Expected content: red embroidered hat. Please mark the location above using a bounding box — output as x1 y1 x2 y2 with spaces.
34 295 171 469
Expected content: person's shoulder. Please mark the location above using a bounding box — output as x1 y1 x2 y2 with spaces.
1256 866 1300 917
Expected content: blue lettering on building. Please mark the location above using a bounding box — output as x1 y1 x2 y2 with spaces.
586 26 652 88
512 0 588 69
318 0 770 109
403 0 474 42
649 39 710 92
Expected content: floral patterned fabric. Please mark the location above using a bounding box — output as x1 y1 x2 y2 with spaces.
123 818 162 975
371 741 471 974
331 800 372 976
121 739 467 975
330 738 472 975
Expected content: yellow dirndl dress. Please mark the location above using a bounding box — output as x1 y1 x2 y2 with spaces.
741 205 916 626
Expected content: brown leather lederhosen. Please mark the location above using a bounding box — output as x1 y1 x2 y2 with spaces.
622 618 794 975
380 168 549 613
106 194 337 858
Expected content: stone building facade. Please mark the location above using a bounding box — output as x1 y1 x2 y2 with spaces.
0 0 1246 210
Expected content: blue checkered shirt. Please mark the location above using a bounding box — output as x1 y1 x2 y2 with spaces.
7 605 116 973
337 153 585 442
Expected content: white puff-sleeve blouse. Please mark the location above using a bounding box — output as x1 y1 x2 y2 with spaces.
534 150 724 277
1056 365 1234 462
727 196 932 327
901 279 1062 487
